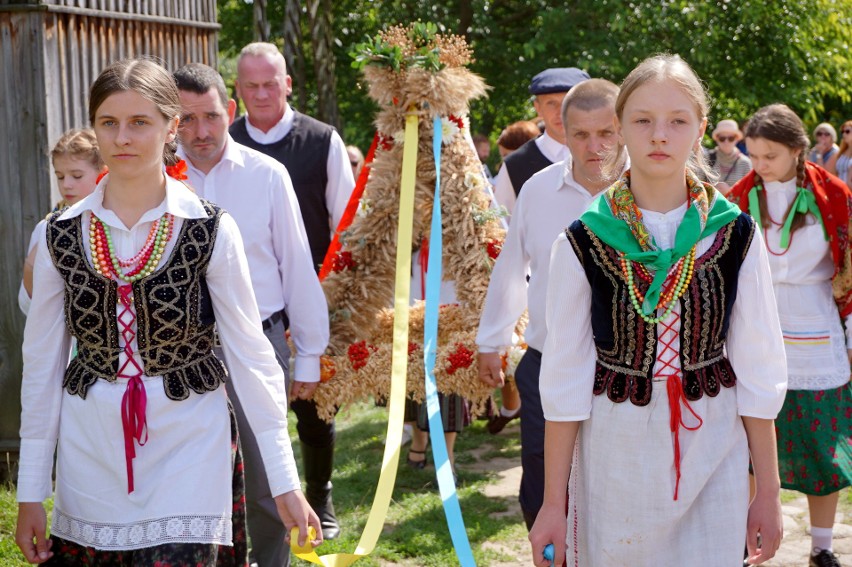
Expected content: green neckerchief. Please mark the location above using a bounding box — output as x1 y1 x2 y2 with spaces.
747 185 827 249
581 171 741 315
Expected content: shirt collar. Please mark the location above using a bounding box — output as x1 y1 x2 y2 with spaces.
58 174 208 229
558 155 630 195
178 135 245 176
244 104 295 144
538 131 566 160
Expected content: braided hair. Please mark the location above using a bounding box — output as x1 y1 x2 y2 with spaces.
744 104 810 233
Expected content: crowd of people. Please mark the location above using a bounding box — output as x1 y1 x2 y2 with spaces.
12 40 852 567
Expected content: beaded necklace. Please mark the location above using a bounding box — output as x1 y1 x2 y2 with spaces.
89 211 174 282
620 245 697 324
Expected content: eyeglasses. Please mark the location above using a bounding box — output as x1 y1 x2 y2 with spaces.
816 131 832 137
843 129 852 135
350 160 360 167
716 135 736 143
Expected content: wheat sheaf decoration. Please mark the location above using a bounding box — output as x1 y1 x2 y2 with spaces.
307 23 523 422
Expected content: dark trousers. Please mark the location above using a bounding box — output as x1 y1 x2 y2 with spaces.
515 347 545 524
221 317 336 567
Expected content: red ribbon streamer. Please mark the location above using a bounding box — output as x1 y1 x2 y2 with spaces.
319 133 380 281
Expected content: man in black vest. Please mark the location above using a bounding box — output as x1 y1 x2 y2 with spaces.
229 43 354 548
492 67 589 216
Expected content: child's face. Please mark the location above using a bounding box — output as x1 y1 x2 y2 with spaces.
53 155 101 205
617 78 706 181
744 137 800 184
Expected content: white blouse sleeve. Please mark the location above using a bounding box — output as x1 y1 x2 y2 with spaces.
206 213 301 496
18 220 47 316
726 227 788 418
539 231 597 421
18 228 73 502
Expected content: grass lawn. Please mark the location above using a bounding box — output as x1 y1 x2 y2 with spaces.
3 401 851 566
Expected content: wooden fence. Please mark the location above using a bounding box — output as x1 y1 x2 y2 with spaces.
0 0 219 480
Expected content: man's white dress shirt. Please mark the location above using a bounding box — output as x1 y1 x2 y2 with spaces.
477 159 599 354
179 136 329 383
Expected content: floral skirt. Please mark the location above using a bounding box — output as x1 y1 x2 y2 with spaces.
776 383 852 495
44 404 248 566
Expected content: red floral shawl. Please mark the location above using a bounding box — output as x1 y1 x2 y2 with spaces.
728 162 852 317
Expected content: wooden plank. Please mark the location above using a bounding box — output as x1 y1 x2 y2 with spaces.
67 13 83 128
0 11 53 461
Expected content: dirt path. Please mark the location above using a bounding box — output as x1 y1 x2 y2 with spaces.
458 422 852 566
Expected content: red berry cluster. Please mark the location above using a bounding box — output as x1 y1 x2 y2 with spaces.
446 342 474 375
348 341 376 370
447 114 465 129
408 342 420 355
486 240 502 260
331 251 357 273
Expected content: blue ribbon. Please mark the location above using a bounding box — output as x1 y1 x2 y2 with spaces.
423 116 476 567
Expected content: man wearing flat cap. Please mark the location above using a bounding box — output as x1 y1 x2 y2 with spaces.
492 67 590 215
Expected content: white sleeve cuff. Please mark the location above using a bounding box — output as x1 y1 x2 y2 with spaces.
293 354 320 383
17 438 56 502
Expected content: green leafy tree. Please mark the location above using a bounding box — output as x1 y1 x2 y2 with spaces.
216 0 852 153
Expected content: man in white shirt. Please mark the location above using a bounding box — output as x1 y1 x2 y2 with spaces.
227 43 353 545
492 67 590 215
476 78 624 530
174 63 331 567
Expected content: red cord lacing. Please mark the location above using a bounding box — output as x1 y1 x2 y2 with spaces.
655 311 703 500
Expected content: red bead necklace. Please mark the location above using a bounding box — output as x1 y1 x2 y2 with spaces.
89 212 174 282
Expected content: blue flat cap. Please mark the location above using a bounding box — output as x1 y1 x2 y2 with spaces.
529 67 590 95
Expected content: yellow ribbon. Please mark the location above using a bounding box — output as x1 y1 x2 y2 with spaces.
292 107 420 566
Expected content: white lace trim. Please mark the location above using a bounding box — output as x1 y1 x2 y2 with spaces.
51 508 232 550
787 372 850 391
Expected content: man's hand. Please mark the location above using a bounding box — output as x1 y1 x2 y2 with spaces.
478 352 505 388
16 502 53 564
290 380 318 401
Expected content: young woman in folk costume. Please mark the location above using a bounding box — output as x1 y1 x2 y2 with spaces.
15 58 320 565
19 129 105 315
728 104 852 567
528 55 787 567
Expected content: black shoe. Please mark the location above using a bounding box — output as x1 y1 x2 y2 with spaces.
810 549 841 567
407 449 427 469
487 408 520 434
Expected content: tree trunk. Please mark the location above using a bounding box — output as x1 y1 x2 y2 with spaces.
306 0 340 129
458 0 473 38
283 0 307 112
253 0 270 41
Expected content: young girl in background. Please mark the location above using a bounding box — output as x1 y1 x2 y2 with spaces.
19 129 104 314
529 55 787 566
15 58 320 565
729 104 852 567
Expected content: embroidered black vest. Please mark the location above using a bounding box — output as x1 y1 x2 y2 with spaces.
565 212 755 406
46 201 228 400
230 112 333 272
